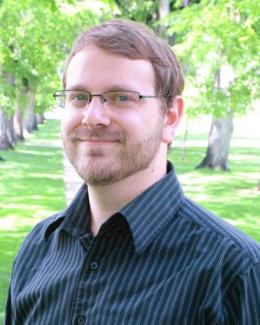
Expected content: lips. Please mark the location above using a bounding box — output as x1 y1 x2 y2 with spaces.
78 138 119 143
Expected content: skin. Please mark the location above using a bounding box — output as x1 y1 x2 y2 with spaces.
61 46 184 235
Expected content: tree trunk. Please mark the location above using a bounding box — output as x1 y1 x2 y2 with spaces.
0 71 16 148
14 102 25 141
0 108 13 150
159 0 170 18
197 63 235 171
181 0 191 7
37 112 45 124
196 115 233 170
158 0 170 36
6 114 16 145
24 90 38 133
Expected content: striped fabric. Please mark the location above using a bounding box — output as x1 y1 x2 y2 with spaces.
5 162 260 325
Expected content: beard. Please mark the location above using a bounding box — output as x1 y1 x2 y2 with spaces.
63 118 164 186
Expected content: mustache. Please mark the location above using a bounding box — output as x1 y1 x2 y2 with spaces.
70 127 126 143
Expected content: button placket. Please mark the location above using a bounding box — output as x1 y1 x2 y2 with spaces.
76 315 86 325
72 235 105 324
90 260 99 270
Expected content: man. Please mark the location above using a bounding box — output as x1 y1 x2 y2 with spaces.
5 19 260 324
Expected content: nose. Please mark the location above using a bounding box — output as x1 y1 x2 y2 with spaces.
81 96 111 129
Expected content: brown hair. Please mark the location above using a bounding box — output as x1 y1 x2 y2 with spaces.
63 19 184 110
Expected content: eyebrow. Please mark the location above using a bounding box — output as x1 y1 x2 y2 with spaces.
65 84 88 91
65 84 137 93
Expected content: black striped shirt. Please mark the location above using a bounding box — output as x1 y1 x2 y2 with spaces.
5 162 260 324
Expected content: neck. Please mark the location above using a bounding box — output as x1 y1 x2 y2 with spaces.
88 157 167 236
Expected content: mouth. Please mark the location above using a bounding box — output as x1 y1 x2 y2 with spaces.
71 128 126 144
77 138 122 147
78 138 120 143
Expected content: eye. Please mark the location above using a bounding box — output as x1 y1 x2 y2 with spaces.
106 92 139 104
117 94 130 102
70 93 88 102
107 92 130 102
67 92 89 108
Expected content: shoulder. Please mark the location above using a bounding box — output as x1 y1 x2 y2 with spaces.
166 197 260 305
180 197 259 258
24 213 64 243
171 197 260 285
13 213 65 268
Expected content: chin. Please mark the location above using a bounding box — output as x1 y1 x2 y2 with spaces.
74 159 120 185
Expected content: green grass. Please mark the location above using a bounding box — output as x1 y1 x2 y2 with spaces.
169 142 260 241
0 119 66 322
0 119 259 322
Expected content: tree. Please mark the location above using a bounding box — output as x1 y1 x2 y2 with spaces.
0 69 16 149
165 0 260 169
0 0 98 153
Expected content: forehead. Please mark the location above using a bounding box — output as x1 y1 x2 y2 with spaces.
65 46 155 93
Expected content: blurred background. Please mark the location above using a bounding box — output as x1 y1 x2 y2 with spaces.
0 0 259 321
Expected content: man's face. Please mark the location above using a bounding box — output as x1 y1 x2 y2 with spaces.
61 46 168 186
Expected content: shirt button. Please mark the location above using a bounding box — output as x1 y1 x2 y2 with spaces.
90 261 99 270
76 316 86 325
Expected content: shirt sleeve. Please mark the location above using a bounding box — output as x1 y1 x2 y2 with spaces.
222 262 260 325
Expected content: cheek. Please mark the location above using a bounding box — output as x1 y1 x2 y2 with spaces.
61 111 81 137
119 111 146 132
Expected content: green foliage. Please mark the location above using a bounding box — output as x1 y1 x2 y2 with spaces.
165 0 260 117
120 0 157 24
104 0 158 26
0 0 98 115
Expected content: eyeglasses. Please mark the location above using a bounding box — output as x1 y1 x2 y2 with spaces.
53 90 165 110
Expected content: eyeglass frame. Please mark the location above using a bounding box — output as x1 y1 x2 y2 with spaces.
53 89 171 109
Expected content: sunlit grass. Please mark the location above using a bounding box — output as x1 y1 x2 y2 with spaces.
169 144 260 242
0 119 66 322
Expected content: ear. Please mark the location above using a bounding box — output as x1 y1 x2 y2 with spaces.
162 96 184 144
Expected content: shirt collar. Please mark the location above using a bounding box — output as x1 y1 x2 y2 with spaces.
44 161 184 254
120 161 184 254
44 184 90 241
61 183 90 237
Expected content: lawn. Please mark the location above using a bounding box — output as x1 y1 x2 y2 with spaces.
0 119 66 322
0 117 259 322
170 134 260 241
